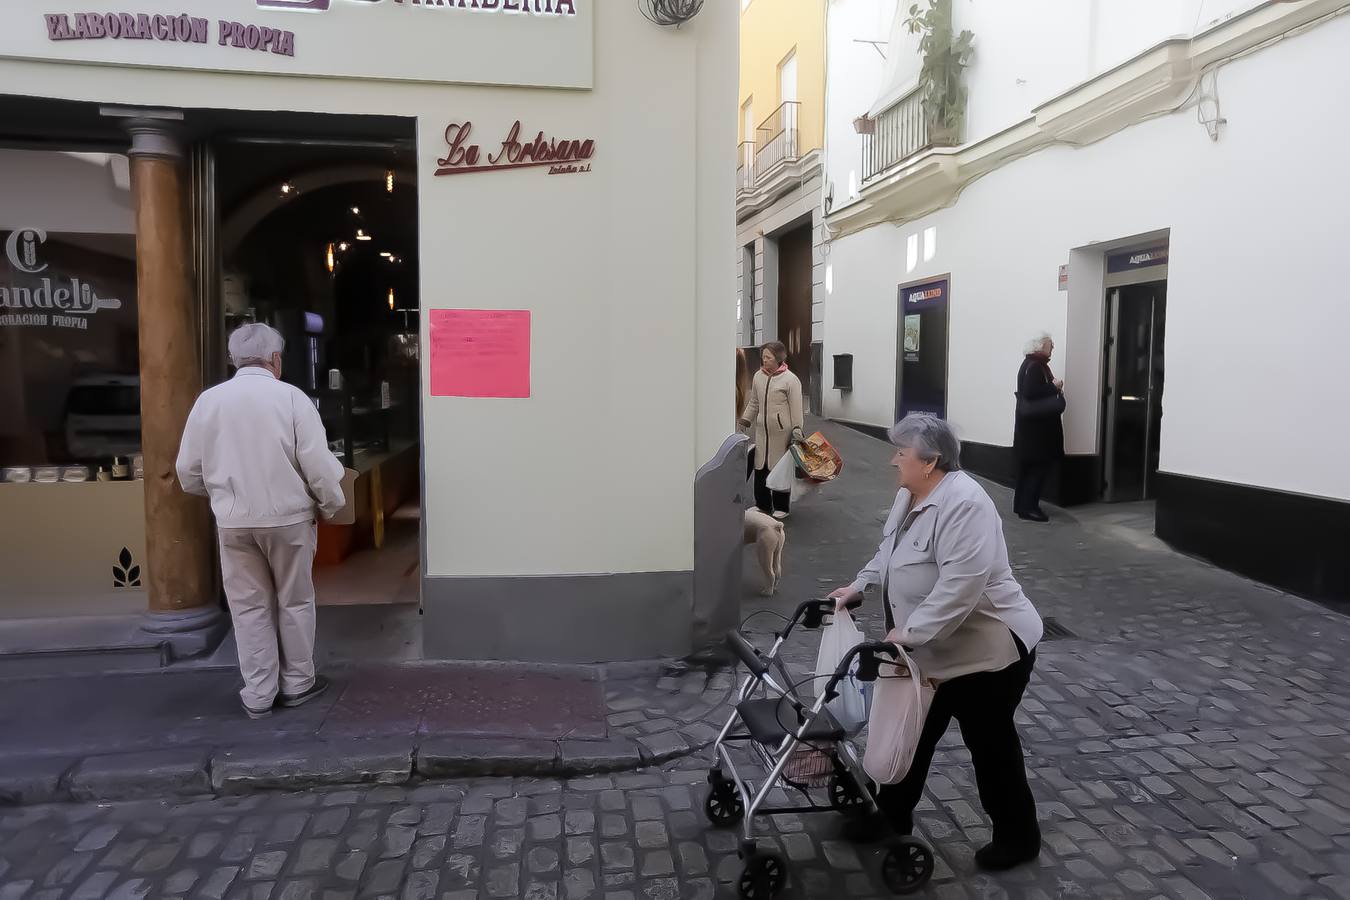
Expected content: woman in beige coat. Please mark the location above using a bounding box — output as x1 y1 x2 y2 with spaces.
738 341 804 519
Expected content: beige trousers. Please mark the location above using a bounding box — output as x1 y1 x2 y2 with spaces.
218 521 318 710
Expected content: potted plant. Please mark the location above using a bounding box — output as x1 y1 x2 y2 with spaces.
904 0 975 146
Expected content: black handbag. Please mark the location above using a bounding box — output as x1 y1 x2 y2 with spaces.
1016 391 1066 418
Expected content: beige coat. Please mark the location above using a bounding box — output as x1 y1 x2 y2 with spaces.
848 472 1044 681
739 368 805 471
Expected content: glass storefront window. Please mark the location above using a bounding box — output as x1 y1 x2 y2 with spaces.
1 220 139 477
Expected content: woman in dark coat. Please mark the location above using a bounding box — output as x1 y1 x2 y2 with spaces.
1013 334 1065 522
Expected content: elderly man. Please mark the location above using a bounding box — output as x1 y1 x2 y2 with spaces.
177 323 346 719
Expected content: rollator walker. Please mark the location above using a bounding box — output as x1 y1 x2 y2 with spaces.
704 599 936 898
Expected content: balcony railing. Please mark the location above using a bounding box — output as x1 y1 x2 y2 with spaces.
737 141 756 193
862 87 930 183
753 101 800 178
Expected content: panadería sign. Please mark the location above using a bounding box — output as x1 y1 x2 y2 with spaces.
0 0 593 90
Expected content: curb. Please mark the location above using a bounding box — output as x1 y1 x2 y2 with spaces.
0 733 720 807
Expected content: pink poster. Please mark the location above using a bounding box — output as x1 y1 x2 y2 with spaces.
429 309 531 399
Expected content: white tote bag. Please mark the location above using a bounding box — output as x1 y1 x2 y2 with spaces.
813 611 869 734
765 452 795 493
862 647 937 785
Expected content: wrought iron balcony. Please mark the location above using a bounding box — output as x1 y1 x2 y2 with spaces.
861 87 931 183
753 101 800 179
737 141 756 193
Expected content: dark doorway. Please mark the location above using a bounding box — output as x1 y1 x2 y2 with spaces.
896 276 950 421
215 136 422 611
1102 280 1166 501
777 224 813 411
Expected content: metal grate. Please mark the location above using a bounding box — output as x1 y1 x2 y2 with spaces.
1041 617 1078 641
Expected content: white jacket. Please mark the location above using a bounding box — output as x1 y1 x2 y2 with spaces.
176 368 346 529
849 471 1043 681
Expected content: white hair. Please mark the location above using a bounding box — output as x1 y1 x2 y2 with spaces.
228 323 285 368
1024 332 1053 355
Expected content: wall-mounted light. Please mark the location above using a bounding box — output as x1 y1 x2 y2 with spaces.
280 182 295 196
356 229 372 241
388 288 395 310
338 242 350 252
386 170 395 193
326 243 336 273
351 206 361 215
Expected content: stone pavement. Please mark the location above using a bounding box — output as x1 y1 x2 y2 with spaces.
0 660 735 804
5 420 1350 898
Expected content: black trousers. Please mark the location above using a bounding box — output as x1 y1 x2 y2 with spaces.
1013 460 1054 515
752 465 790 515
876 644 1040 850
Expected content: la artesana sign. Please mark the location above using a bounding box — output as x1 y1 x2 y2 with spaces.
436 121 595 177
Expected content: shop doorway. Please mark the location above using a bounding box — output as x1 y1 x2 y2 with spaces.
212 133 422 618
776 223 814 410
896 276 950 421
1102 280 1167 502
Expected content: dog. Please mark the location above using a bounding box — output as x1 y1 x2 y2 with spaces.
744 508 786 596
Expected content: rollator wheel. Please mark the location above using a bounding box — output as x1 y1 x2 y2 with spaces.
881 838 934 895
738 851 788 899
827 771 868 817
704 780 745 828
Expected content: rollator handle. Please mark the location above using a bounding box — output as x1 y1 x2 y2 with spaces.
724 630 769 677
800 599 831 630
854 641 902 683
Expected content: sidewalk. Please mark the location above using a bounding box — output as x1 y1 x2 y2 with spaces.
0 658 738 804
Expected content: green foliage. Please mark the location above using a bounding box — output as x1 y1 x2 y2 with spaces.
904 0 975 138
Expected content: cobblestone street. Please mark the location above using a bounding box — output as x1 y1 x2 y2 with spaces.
4 423 1350 899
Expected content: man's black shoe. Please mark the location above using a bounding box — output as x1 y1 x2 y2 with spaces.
278 676 330 708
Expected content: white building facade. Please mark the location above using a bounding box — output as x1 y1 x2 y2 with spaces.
821 0 1350 604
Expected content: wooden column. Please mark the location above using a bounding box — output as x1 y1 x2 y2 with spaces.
111 112 221 644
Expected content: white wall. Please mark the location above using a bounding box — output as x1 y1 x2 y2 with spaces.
832 0 1269 159
824 0 898 212
824 12 1350 501
0 150 133 234
0 0 738 578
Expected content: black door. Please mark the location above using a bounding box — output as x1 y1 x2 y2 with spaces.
777 225 814 411
1103 281 1166 501
896 278 949 421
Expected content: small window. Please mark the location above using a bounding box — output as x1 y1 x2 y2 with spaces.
778 50 798 105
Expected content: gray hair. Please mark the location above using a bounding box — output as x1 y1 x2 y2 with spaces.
228 323 285 368
887 414 962 472
1024 332 1053 355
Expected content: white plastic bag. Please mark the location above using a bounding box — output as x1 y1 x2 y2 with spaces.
814 611 869 734
765 452 795 493
862 647 937 784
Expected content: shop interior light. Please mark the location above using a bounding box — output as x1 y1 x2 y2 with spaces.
386 170 395 193
326 243 336 273
379 252 393 258
356 229 372 241
388 288 395 310
338 242 350 252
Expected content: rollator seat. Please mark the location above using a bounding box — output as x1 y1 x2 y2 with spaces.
737 697 846 746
